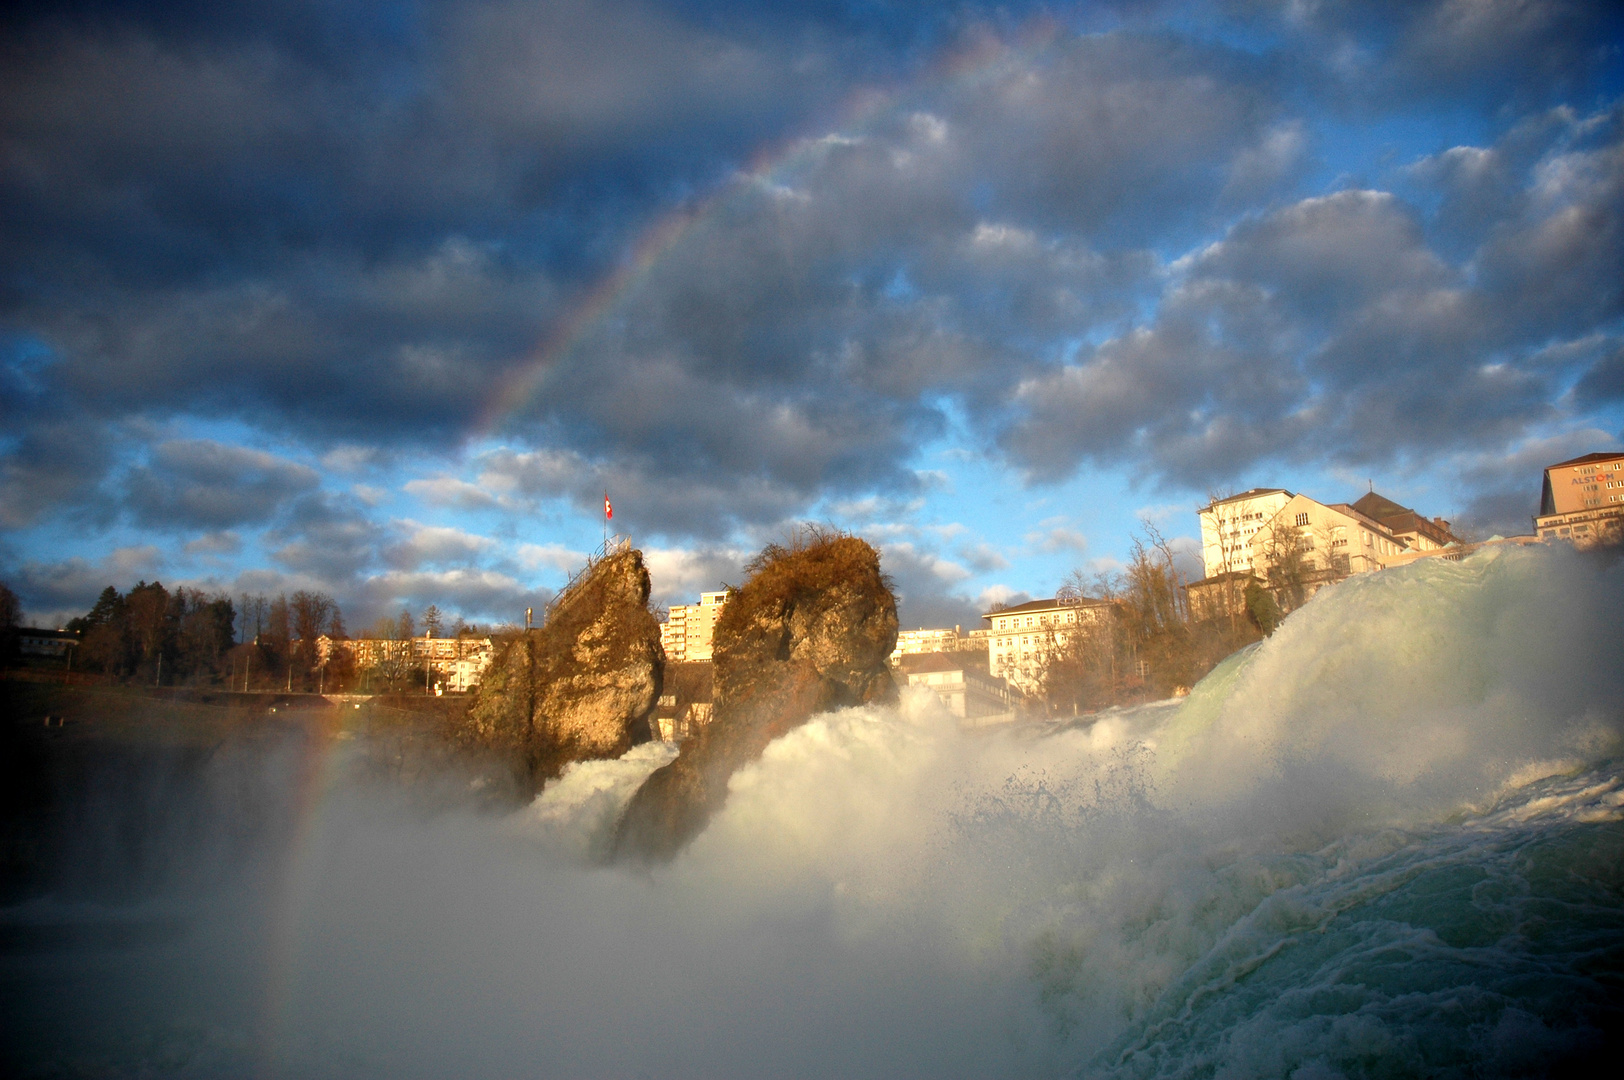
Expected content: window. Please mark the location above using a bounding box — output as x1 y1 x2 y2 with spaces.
1295 512 1309 526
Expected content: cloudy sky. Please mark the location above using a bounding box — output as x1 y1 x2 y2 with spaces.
3 0 1622 631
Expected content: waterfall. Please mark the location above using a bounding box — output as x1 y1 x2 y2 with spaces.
4 544 1621 1078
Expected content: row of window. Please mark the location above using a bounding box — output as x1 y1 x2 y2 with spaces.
991 611 1080 631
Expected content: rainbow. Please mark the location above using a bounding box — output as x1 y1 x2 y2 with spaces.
254 715 346 1077
470 19 1057 441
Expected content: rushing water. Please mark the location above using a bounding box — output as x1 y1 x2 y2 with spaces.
3 544 1622 1078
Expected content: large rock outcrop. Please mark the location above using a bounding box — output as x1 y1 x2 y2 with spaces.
468 546 663 787
612 531 897 861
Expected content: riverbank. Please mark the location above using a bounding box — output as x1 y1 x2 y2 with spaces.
0 682 521 908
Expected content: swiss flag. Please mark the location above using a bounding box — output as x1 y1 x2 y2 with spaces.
604 493 613 520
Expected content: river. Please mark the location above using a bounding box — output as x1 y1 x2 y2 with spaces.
3 543 1621 1078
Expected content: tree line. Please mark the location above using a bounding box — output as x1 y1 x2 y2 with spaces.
1019 525 1279 714
0 578 493 693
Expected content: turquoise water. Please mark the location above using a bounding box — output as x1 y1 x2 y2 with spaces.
3 545 1621 1078
1087 765 1624 1079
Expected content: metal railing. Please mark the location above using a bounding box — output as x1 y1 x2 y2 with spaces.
541 534 630 624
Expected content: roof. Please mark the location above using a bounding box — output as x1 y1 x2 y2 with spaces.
1204 487 1292 510
1350 491 1411 521
1546 451 1624 470
980 594 1111 620
898 652 974 675
1349 491 1459 546
1326 501 1408 540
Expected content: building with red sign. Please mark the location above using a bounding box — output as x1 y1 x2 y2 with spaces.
1534 452 1624 547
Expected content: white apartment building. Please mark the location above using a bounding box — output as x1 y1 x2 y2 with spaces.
662 589 731 662
890 626 966 661
1248 494 1413 579
318 634 494 691
1188 491 1445 619
902 654 1016 725
1199 489 1294 578
981 595 1114 694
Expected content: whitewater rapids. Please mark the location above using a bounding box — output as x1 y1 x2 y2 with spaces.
3 543 1622 1078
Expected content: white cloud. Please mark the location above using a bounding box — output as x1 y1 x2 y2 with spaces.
642 546 749 607
517 542 588 575
183 531 242 557
384 521 497 570
1026 526 1089 554
404 475 506 510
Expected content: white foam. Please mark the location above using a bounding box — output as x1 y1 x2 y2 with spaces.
11 544 1623 1078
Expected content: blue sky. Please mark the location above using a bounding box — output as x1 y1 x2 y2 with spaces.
3 0 1622 631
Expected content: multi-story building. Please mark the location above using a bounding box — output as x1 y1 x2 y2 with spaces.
318 634 493 692
649 659 715 742
889 626 966 661
658 618 686 660
15 628 77 659
1198 489 1294 578
661 589 731 662
1349 491 1460 553
981 595 1114 694
899 653 1016 725
1188 488 1462 619
1247 494 1415 582
1534 452 1624 547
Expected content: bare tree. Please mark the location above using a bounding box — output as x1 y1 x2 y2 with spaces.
0 581 19 630
290 591 337 686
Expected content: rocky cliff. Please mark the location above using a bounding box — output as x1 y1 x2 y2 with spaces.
467 545 663 788
612 531 897 861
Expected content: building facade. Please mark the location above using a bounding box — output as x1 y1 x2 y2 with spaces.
1188 490 1454 619
901 653 1016 725
1199 489 1294 578
889 626 966 661
661 589 731 662
1534 452 1624 547
318 634 493 692
981 595 1114 694
1349 491 1459 552
1247 493 1414 582
15 628 77 659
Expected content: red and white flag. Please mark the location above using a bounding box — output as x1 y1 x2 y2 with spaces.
604 493 612 520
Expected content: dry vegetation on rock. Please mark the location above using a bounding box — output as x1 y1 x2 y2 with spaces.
613 528 897 862
466 547 663 790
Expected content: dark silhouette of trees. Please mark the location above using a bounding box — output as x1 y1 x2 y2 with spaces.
64 582 237 683
0 580 19 659
0 581 19 630
61 584 346 689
